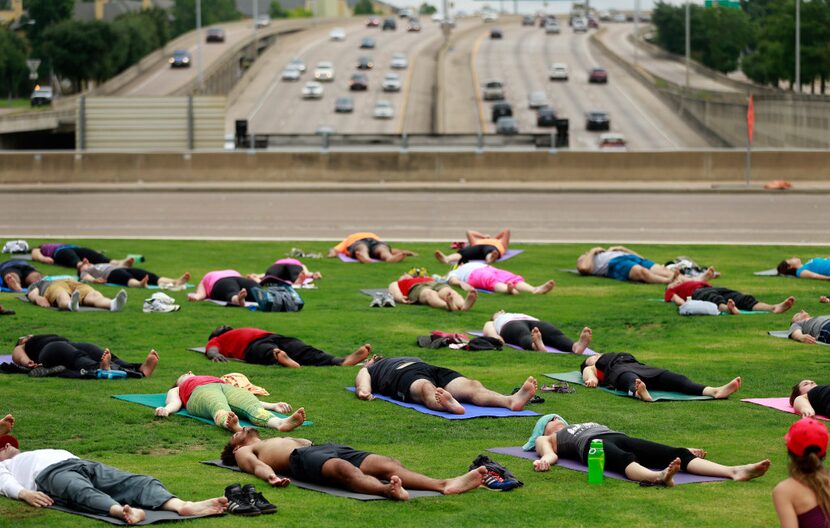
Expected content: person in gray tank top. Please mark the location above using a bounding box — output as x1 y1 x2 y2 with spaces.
790 311 830 345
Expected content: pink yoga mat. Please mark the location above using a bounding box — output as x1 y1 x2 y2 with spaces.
741 397 830 421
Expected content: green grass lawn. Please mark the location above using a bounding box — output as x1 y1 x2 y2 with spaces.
1 239 827 527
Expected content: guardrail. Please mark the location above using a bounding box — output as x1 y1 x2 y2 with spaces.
245 132 565 150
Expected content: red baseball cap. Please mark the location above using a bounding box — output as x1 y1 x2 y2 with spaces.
786 418 828 457
0 434 18 450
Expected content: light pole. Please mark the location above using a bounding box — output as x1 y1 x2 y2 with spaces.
196 0 204 91
685 0 690 89
633 0 640 66
795 0 800 92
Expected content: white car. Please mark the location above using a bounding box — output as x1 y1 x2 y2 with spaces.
302 81 324 99
373 100 394 119
431 13 443 22
314 61 335 81
329 27 346 41
288 58 306 73
528 90 549 109
382 73 402 92
482 12 498 22
549 62 569 81
390 53 408 69
281 66 301 81
572 17 588 32
255 15 271 27
545 22 561 34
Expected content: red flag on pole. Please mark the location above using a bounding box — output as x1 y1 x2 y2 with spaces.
747 95 755 144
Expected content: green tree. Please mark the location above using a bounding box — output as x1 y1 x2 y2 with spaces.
0 26 29 98
419 3 437 15
698 7 753 72
353 0 375 15
172 0 241 36
270 0 288 18
288 6 312 17
41 20 117 91
24 0 74 45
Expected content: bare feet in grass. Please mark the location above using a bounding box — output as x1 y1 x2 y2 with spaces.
138 275 150 288
434 250 450 264
534 280 555 295
506 283 518 295
634 378 653 402
276 408 306 432
711 377 741 399
726 299 741 315
687 448 707 459
178 497 228 516
654 458 681 487
461 290 478 311
176 273 191 287
530 327 546 352
732 459 771 481
233 288 248 307
385 475 410 500
139 349 159 377
443 466 487 495
273 349 300 368
510 376 537 410
343 344 371 366
572 327 592 355
773 296 796 314
821 296 830 303
100 349 112 371
435 387 465 414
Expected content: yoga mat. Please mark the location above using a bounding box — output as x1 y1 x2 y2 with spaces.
338 254 378 263
48 503 220 525
345 387 539 419
497 249 523 261
360 288 389 297
112 394 312 427
559 269 581 275
754 269 782 276
17 295 108 312
741 397 830 421
468 331 596 356
187 347 243 362
102 282 193 290
201 460 441 500
0 355 11 363
544 372 713 402
486 447 727 484
204 299 258 310
768 330 830 346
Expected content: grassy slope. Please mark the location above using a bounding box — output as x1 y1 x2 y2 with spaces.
1 239 826 528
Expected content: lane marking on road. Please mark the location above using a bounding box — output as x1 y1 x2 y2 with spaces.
470 30 489 134
397 48 417 135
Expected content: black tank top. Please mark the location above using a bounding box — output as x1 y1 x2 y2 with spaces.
808 386 830 417
24 334 68 361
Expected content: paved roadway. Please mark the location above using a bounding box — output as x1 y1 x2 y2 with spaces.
1 191 827 245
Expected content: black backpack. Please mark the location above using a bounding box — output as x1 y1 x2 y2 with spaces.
250 284 304 312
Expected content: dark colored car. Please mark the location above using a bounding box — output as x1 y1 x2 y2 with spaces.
382 17 397 30
536 106 558 127
206 28 225 42
349 73 369 91
588 67 608 83
360 37 376 49
496 116 519 135
169 49 192 68
522 15 534 26
356 56 374 70
335 96 354 113
586 110 610 131
491 102 512 123
490 28 503 39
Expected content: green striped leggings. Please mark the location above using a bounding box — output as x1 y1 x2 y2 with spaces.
186 383 272 427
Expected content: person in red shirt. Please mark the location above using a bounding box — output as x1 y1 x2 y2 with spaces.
664 274 796 315
387 273 477 311
205 326 370 368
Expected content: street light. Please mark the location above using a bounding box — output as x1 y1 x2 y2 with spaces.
196 0 204 90
685 0 690 88
795 0 800 92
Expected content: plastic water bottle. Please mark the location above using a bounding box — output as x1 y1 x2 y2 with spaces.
587 439 605 484
96 369 127 379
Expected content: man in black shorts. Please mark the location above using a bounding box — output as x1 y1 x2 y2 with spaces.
327 232 417 263
220 428 486 500
354 355 537 415
0 259 42 292
434 228 511 265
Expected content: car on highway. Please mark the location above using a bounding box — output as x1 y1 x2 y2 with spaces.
390 53 408 69
598 133 627 150
536 106 558 127
496 116 519 135
315 125 336 135
482 80 505 101
314 61 335 81
490 28 503 39
302 81 324 99
528 90 549 109
367 16 381 27
288 57 306 73
544 21 561 34
373 100 395 119
383 17 397 30
206 28 225 42
30 85 53 107
443 16 456 27
549 62 569 81
431 13 443 22
169 49 192 68
399 8 413 18
329 27 346 41
572 17 588 32
382 73 402 92
408 18 422 31
360 37 376 49
482 12 498 22
349 73 369 91
612 13 627 22
522 15 534 26
255 14 271 27
491 102 512 123
356 56 374 70
585 110 610 131
335 96 354 113
588 67 608 83
587 15 599 28
281 65 301 81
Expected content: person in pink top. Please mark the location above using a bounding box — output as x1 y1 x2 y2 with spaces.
445 262 555 295
187 270 259 306
154 372 307 433
247 258 322 287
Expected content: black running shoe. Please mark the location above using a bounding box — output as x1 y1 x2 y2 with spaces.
224 484 260 516
242 484 277 514
29 365 66 377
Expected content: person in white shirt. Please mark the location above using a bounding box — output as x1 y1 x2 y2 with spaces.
482 310 593 354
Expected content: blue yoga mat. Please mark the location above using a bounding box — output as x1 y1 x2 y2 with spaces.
0 355 12 363
345 387 539 419
112 393 313 427
544 372 712 402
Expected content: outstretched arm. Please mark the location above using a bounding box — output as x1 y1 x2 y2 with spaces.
205 345 228 362
582 366 599 388
789 329 817 344
79 272 106 284
793 394 816 418
0 464 52 507
387 282 410 304
30 248 53 265
482 321 504 343
327 247 339 258
12 346 38 368
236 448 290 487
26 288 50 308
797 270 830 280
155 387 183 416
670 294 686 307
533 436 559 472
355 368 374 400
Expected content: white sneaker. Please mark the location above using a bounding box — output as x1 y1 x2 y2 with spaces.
68 290 80 312
111 289 128 312
150 292 176 305
143 299 180 313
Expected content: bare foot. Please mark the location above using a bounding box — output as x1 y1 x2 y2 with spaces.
224 411 241 432
726 299 741 315
176 272 191 287
139 349 159 377
732 459 771 481
435 387 465 414
276 408 306 432
773 296 796 314
434 250 449 264
273 349 301 368
178 497 228 516
821 296 830 303
100 349 112 371
530 327 546 352
342 344 371 366
506 283 518 295
510 376 537 410
533 280 555 295
124 257 135 267
138 275 150 288
384 475 410 500
443 466 487 495
634 379 653 402
461 289 477 311
701 266 717 281
111 504 145 525
655 458 681 487
687 448 707 459
485 251 498 264
234 288 248 307
712 376 741 399
572 327 592 355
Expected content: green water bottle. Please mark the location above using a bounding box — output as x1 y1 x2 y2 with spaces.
587 439 605 484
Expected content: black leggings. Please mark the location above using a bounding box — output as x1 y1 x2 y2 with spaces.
500 320 573 351
54 247 109 269
692 287 758 311
587 433 697 474
39 341 141 374
458 244 499 264
614 370 706 396
263 263 301 284
245 335 341 366
107 268 159 286
210 277 260 302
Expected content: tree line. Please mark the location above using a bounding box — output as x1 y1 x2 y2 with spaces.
651 0 830 93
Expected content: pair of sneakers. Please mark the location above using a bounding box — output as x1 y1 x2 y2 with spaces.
224 483 277 516
369 292 395 308
143 292 180 313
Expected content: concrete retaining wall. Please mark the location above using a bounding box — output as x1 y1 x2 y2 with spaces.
2 150 829 184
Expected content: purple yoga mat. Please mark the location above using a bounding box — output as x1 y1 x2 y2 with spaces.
741 397 830 421
0 355 11 363
467 331 596 356
497 249 523 261
487 447 728 484
338 254 378 263
345 387 539 419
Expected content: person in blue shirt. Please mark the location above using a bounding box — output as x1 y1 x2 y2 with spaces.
778 257 830 280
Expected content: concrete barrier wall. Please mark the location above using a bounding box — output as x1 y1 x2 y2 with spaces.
1 150 829 184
